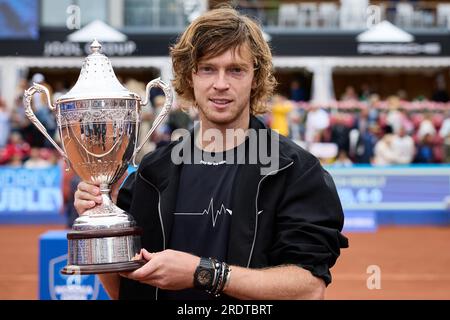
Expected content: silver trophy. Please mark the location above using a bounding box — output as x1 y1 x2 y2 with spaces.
23 40 173 274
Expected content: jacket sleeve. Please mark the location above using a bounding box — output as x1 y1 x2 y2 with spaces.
269 160 349 286
116 171 137 213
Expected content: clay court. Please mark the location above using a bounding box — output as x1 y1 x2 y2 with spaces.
0 224 449 300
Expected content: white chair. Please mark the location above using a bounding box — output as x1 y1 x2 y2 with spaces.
318 3 339 28
299 2 318 28
437 4 450 29
339 0 368 30
278 4 299 27
395 3 414 28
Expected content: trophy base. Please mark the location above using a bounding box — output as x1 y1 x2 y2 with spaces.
64 226 144 274
61 260 146 275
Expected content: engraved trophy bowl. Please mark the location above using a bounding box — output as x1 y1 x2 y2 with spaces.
23 40 173 274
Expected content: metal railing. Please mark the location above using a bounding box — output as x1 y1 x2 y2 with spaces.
234 0 450 30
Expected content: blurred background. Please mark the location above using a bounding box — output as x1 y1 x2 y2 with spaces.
0 0 450 300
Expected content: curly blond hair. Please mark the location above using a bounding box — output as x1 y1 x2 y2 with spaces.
170 7 277 115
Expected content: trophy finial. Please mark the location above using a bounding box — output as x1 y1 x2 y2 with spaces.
90 39 102 53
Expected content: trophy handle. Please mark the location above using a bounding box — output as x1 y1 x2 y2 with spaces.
132 77 173 166
23 83 69 160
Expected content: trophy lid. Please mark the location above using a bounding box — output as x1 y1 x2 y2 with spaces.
57 40 140 103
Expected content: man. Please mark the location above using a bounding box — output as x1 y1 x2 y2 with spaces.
75 7 348 300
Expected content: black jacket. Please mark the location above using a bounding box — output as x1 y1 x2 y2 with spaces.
117 116 348 300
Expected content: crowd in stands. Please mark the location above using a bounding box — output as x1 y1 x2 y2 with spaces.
268 81 450 166
1 74 450 170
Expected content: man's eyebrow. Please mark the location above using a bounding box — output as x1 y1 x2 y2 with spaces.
228 62 252 70
196 59 253 69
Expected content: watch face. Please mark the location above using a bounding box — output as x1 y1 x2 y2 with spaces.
198 269 213 286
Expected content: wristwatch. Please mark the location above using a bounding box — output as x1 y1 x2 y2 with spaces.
193 257 216 290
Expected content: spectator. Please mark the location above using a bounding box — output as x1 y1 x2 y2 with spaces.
439 113 450 139
349 124 379 164
23 147 51 168
354 107 370 135
417 112 437 142
289 80 306 102
367 94 380 125
305 105 330 143
330 112 350 153
270 94 293 137
439 113 450 162
289 106 305 142
391 125 415 164
340 86 358 101
0 132 30 165
386 96 403 134
167 105 194 133
373 125 397 165
0 98 10 148
414 133 435 163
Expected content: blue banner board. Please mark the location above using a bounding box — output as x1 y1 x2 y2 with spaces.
0 166 65 223
328 166 450 210
39 230 109 300
328 165 450 227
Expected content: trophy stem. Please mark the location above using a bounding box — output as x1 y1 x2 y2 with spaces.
99 183 114 207
82 183 122 217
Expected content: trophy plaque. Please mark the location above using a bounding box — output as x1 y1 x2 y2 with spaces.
23 40 173 274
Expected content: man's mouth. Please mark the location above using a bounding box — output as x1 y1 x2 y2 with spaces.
210 98 232 105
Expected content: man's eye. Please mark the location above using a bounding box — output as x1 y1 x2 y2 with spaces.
198 66 214 73
230 68 243 74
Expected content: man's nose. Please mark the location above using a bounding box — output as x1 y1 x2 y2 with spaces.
213 70 230 90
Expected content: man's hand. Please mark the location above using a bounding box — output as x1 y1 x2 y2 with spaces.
74 173 128 215
120 249 200 291
74 182 102 215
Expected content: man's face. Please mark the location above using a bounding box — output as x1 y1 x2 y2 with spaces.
191 45 255 129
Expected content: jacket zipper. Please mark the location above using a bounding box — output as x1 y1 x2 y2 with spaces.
247 161 294 267
138 172 165 300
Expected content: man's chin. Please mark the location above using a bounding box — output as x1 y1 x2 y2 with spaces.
202 112 237 125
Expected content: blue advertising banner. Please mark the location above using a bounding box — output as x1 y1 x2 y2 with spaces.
327 165 450 228
0 166 64 223
328 166 450 210
39 230 109 300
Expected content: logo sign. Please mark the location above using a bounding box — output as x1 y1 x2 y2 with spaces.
49 254 101 300
44 20 136 56
356 20 441 55
357 43 441 55
0 166 62 215
43 41 137 57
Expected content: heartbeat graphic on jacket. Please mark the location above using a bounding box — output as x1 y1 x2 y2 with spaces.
173 198 232 227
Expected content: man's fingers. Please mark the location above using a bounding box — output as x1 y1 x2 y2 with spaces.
120 260 157 281
75 189 102 203
141 249 155 261
76 182 102 203
75 199 96 209
78 182 100 195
